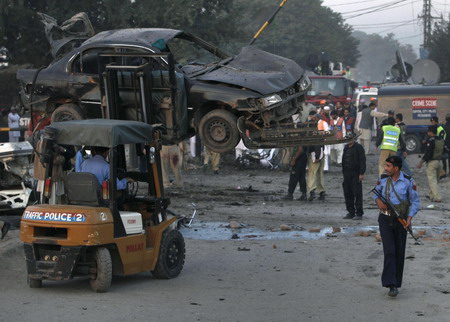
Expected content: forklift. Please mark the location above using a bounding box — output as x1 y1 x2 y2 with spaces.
20 119 185 292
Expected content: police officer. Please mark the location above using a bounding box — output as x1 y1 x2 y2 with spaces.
373 156 420 297
417 125 444 202
283 146 308 201
430 116 448 178
342 139 366 220
376 117 400 177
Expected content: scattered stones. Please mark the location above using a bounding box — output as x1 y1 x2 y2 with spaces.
355 230 372 237
373 234 382 242
229 221 241 229
280 224 291 231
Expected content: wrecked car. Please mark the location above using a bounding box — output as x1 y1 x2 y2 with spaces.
17 18 311 152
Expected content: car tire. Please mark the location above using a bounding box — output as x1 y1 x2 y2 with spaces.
198 109 240 153
151 229 185 279
27 276 42 288
90 247 112 293
404 134 421 154
51 103 84 123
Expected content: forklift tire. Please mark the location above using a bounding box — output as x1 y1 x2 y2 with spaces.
51 103 84 123
27 276 42 288
152 229 185 279
90 247 112 293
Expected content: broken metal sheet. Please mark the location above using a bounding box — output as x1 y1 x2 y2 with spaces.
0 141 33 159
195 46 304 95
37 12 95 58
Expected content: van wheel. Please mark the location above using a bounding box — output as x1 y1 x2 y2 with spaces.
27 276 42 288
405 134 421 154
51 103 84 123
152 229 185 279
198 109 239 153
90 247 112 293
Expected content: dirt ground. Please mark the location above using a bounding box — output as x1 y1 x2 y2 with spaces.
1 148 450 321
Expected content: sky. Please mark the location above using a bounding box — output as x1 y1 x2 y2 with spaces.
321 0 449 54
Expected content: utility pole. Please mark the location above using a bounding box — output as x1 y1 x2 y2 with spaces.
422 0 432 48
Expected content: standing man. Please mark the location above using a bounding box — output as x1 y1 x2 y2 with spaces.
444 114 450 176
283 146 308 201
356 103 374 155
342 139 366 220
204 146 220 175
430 116 447 178
376 117 400 177
329 110 346 165
373 156 420 297
417 125 444 202
161 143 184 188
8 107 20 142
343 108 355 134
306 144 326 201
395 113 412 176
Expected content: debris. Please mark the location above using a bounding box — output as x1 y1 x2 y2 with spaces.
190 302 201 306
426 204 435 209
226 202 244 206
325 233 337 238
309 228 321 233
231 233 240 239
243 234 258 238
283 250 294 253
237 247 250 251
228 221 241 229
332 227 341 233
280 224 291 231
263 179 272 184
272 244 277 249
405 254 415 259
417 230 427 236
355 231 372 237
373 234 382 242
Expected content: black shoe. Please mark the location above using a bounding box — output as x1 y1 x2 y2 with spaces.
343 213 355 219
352 215 363 220
318 192 325 201
388 286 398 297
297 193 307 201
308 191 316 201
1 222 11 240
282 194 293 201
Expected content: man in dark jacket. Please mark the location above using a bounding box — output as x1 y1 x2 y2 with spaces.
342 139 366 219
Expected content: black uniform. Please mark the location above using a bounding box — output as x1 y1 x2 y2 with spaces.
342 142 366 217
287 147 308 196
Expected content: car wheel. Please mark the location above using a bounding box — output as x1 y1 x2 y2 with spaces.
27 276 42 288
151 229 185 279
198 109 240 153
404 134 421 154
51 103 84 123
90 247 112 293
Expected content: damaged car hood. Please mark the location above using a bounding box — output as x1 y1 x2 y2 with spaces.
191 46 304 95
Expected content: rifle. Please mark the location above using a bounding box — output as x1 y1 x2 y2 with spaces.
371 187 419 242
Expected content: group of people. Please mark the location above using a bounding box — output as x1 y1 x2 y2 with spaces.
284 98 450 298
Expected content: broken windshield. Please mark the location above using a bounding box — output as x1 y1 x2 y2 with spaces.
167 37 223 66
308 78 346 97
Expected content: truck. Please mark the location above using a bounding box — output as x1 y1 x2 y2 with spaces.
306 75 357 107
377 84 450 153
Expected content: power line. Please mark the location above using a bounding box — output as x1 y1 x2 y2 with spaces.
341 0 407 15
352 19 418 26
327 0 390 7
343 0 421 19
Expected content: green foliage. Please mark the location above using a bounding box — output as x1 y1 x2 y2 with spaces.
429 20 450 82
352 31 417 84
236 0 360 67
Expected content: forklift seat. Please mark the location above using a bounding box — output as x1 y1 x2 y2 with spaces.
65 172 105 206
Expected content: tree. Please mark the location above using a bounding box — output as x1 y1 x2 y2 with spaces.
234 0 360 68
352 31 417 84
429 19 450 82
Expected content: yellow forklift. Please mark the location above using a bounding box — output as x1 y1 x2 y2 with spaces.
20 119 185 292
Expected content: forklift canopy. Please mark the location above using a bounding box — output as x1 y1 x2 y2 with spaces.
50 119 153 147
